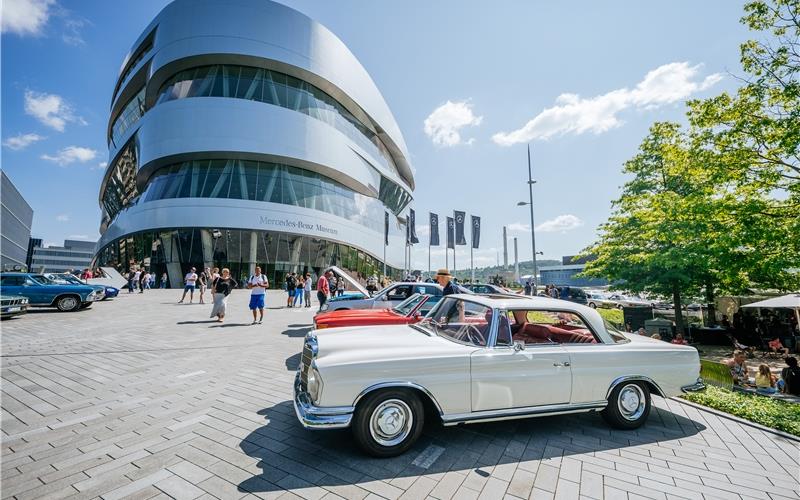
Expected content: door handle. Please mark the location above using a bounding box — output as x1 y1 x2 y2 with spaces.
554 362 571 367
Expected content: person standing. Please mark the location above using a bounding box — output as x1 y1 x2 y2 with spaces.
197 269 207 304
434 268 458 296
336 276 345 297
317 271 331 311
293 275 304 307
303 273 312 307
524 281 532 296
285 273 297 308
127 269 136 293
178 267 198 303
133 268 141 293
160 272 168 289
138 270 147 293
247 266 268 325
210 268 237 323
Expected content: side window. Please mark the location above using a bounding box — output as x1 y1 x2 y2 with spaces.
386 286 410 300
1 276 23 286
429 298 492 346
496 310 512 346
510 309 598 345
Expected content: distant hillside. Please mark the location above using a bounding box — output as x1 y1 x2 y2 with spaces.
450 259 561 283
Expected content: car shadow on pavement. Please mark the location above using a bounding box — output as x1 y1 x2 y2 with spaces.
237 399 707 495
285 353 300 371
281 327 311 338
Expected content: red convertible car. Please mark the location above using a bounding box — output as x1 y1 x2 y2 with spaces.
314 293 436 329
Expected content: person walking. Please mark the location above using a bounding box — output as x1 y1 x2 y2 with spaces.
317 270 331 312
160 272 168 289
144 271 152 290
138 270 147 293
127 269 136 293
210 268 237 323
303 273 312 307
178 267 198 303
247 266 269 325
293 275 304 307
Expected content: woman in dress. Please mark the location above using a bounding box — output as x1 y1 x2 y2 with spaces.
210 268 237 323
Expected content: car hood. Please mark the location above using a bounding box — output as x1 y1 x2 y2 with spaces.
316 308 398 322
313 324 471 365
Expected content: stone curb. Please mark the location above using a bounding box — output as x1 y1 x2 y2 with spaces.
671 397 800 443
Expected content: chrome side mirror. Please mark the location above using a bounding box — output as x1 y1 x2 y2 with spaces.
513 340 525 352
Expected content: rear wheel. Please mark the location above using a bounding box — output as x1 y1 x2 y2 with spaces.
352 389 424 457
602 381 650 430
55 295 81 312
588 302 597 309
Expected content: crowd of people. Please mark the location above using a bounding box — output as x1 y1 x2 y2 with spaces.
725 351 800 396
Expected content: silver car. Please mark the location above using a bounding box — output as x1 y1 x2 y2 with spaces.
322 282 444 312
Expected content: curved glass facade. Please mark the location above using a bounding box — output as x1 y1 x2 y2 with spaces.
155 64 401 177
140 159 384 232
110 87 145 147
101 141 139 227
94 228 401 288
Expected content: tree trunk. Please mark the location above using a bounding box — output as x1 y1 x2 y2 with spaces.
672 282 685 338
704 279 716 327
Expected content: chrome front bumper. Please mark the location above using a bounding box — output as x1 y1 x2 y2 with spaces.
293 373 354 430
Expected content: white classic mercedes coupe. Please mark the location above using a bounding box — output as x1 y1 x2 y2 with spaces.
294 294 704 457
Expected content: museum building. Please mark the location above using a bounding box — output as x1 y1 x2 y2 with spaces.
94 0 415 287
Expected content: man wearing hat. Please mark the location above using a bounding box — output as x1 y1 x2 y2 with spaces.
435 268 459 296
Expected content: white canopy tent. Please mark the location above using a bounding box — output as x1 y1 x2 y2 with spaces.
741 293 800 327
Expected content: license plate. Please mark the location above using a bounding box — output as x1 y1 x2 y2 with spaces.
7 307 20 312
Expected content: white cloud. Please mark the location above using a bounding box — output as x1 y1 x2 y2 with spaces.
492 62 722 146
56 214 70 221
2 132 45 150
1 0 55 36
507 222 531 232
423 100 483 147
90 161 108 171
41 146 98 165
61 17 87 45
535 214 584 233
24 90 85 131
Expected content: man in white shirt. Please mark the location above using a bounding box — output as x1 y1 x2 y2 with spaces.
247 266 269 324
178 267 198 303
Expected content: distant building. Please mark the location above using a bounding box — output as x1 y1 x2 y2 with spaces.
540 254 608 288
1 171 34 271
25 238 42 270
29 239 96 273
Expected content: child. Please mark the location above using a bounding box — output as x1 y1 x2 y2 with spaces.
755 364 777 394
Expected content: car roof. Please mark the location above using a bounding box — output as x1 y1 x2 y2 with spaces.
391 282 443 290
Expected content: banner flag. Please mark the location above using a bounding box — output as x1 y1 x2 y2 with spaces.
409 209 419 244
446 216 455 249
454 211 466 245
429 213 440 246
384 212 389 246
471 215 481 249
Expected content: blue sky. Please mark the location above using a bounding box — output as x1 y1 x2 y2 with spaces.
1 0 750 269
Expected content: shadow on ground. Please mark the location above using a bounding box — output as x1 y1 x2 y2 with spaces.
281 326 311 338
237 399 706 494
285 353 301 371
177 320 219 325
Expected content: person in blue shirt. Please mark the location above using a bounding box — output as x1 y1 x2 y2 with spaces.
435 268 458 296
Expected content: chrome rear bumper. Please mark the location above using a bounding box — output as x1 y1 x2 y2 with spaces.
681 378 706 392
293 373 353 430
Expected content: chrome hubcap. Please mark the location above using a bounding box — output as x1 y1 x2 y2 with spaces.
617 384 646 421
61 297 77 309
369 399 412 447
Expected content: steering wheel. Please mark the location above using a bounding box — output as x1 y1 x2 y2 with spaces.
457 324 484 345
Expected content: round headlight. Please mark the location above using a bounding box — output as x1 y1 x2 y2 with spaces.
307 367 322 403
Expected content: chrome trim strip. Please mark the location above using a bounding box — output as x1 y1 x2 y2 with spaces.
353 381 445 416
293 373 353 429
442 400 607 426
606 375 666 398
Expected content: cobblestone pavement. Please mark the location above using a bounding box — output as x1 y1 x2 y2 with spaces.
2 290 798 500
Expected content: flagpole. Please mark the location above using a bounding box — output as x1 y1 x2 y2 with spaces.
470 244 474 283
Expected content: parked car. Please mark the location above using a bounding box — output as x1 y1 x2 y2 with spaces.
322 282 445 312
294 294 703 457
585 291 614 309
314 293 439 329
0 273 99 312
463 283 517 296
605 294 651 309
539 286 588 305
0 295 29 319
45 273 119 300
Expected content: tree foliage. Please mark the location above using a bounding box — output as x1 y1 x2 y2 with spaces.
581 0 800 328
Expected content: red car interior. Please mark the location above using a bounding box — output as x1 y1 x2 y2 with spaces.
511 322 597 344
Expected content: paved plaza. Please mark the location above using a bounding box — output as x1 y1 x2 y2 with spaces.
1 290 798 500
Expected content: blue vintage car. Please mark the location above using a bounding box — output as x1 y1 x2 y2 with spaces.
45 273 119 300
0 273 99 312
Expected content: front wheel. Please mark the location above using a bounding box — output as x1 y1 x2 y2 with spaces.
352 389 424 457
55 295 81 312
602 381 650 429
588 302 597 309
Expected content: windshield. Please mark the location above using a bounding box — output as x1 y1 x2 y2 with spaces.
48 274 81 284
31 275 54 285
418 297 493 346
392 293 426 316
